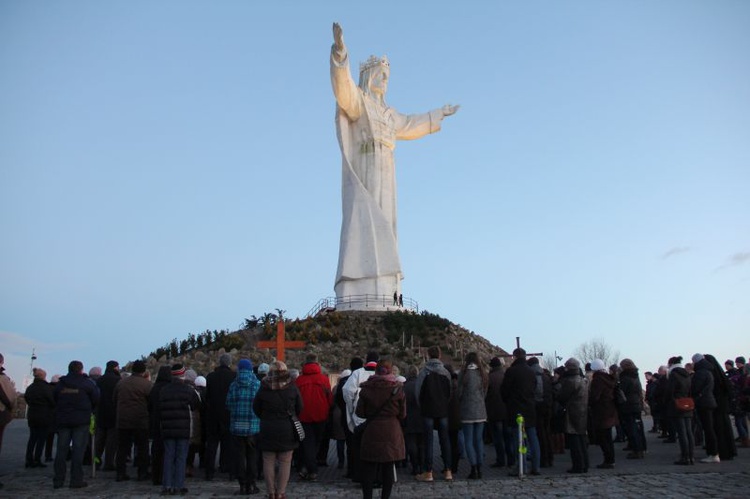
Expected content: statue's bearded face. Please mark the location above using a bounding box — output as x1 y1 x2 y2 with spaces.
369 66 389 96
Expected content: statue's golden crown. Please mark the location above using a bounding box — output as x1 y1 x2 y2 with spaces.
359 55 390 74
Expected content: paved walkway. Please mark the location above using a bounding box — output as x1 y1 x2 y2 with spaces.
1 417 747 498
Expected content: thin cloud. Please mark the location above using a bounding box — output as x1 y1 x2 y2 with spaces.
715 251 750 272
660 246 691 260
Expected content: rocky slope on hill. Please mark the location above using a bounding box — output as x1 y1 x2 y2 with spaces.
137 309 510 377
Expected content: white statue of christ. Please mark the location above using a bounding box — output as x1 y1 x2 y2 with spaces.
330 22 459 302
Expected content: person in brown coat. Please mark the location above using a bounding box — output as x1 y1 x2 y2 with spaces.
355 359 406 499
114 360 153 481
588 359 618 468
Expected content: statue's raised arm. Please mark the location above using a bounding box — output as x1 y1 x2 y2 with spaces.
332 22 346 62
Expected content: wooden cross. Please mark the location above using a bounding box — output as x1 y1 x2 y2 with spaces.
257 320 305 362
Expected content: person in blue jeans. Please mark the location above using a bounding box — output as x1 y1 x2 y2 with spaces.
501 348 541 475
158 364 199 495
53 360 100 489
414 346 453 482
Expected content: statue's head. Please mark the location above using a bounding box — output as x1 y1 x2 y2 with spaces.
359 55 390 97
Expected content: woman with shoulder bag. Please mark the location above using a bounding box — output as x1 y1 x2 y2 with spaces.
666 356 694 465
355 359 406 499
253 361 303 499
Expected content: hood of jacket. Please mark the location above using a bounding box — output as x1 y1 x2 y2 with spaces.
235 368 257 387
302 362 322 376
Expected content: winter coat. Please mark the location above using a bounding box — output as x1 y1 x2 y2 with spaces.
295 362 333 423
333 375 350 436
589 371 618 429
691 359 717 410
666 366 693 418
485 365 507 423
457 366 488 422
96 369 121 429
114 373 152 430
617 368 643 415
54 372 99 428
158 379 199 440
253 381 303 452
205 364 236 424
501 357 537 427
402 375 422 434
556 369 588 435
448 374 462 432
226 369 261 436
149 366 172 438
414 358 452 419
355 375 406 463
24 378 55 428
0 369 17 415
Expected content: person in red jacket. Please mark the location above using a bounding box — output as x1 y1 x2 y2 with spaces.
295 353 333 481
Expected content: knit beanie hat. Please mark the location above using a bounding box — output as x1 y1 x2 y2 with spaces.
238 359 253 371
171 363 186 378
692 353 704 364
258 363 270 375
590 359 606 372
195 376 207 387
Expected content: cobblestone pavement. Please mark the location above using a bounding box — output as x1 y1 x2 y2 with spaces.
1 417 748 498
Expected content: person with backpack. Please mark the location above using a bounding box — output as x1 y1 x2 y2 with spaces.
414 346 453 482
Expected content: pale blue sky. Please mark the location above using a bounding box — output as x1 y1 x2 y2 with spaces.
1 1 748 386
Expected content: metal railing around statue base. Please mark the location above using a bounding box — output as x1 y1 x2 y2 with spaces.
306 294 419 318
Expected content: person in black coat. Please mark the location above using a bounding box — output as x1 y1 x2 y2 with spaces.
24 368 55 468
53 360 100 489
618 358 646 459
95 360 120 471
402 365 424 475
148 365 172 486
501 348 540 475
704 354 737 461
157 364 199 495
253 361 303 499
691 354 718 462
665 357 694 465
204 352 236 480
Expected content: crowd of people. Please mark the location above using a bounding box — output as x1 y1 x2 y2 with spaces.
0 347 748 498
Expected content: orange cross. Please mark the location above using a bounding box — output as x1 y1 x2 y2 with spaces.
257 320 305 362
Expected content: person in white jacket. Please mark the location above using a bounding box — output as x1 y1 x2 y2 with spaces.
342 351 378 482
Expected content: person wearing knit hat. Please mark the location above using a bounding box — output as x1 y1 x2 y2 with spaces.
158 361 199 495
195 376 206 388
617 358 645 459
253 360 302 499
342 351 381 482
24 367 54 469
226 357 261 494
356 358 406 497
590 359 606 373
204 352 238 481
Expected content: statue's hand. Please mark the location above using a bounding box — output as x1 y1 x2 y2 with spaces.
442 104 460 117
333 22 345 52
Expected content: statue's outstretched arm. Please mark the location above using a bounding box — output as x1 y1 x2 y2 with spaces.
332 22 347 62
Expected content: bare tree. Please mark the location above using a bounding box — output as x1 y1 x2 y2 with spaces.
541 353 560 372
572 338 620 368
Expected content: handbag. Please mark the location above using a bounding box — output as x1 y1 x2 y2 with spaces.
276 391 305 441
289 411 305 441
674 397 694 412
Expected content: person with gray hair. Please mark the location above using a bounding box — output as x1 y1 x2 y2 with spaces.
204 352 236 480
